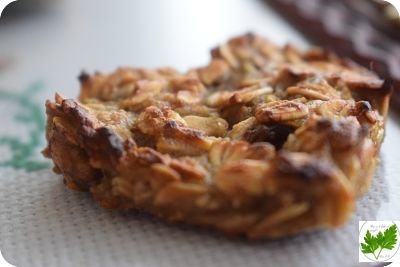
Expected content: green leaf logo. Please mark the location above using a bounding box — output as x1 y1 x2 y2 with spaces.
360 224 398 260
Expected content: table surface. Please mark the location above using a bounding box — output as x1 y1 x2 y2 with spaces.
0 1 399 267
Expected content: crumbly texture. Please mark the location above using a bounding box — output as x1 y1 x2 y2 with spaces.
43 34 390 239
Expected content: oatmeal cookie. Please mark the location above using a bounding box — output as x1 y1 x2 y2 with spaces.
43 33 390 238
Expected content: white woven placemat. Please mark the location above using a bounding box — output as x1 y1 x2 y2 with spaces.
0 167 385 267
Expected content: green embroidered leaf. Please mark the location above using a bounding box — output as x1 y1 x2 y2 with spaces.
361 230 379 254
0 83 50 171
380 224 398 250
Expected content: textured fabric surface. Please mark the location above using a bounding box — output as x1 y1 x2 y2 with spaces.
1 116 399 267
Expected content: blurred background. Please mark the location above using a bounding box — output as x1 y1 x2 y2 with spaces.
0 0 307 99
1 0 398 104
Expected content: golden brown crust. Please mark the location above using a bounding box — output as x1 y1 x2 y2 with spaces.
43 33 390 239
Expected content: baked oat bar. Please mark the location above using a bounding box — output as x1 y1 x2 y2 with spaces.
43 33 390 239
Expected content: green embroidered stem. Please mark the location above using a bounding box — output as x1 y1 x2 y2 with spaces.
0 82 49 171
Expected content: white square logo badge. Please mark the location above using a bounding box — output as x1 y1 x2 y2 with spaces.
359 221 400 263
